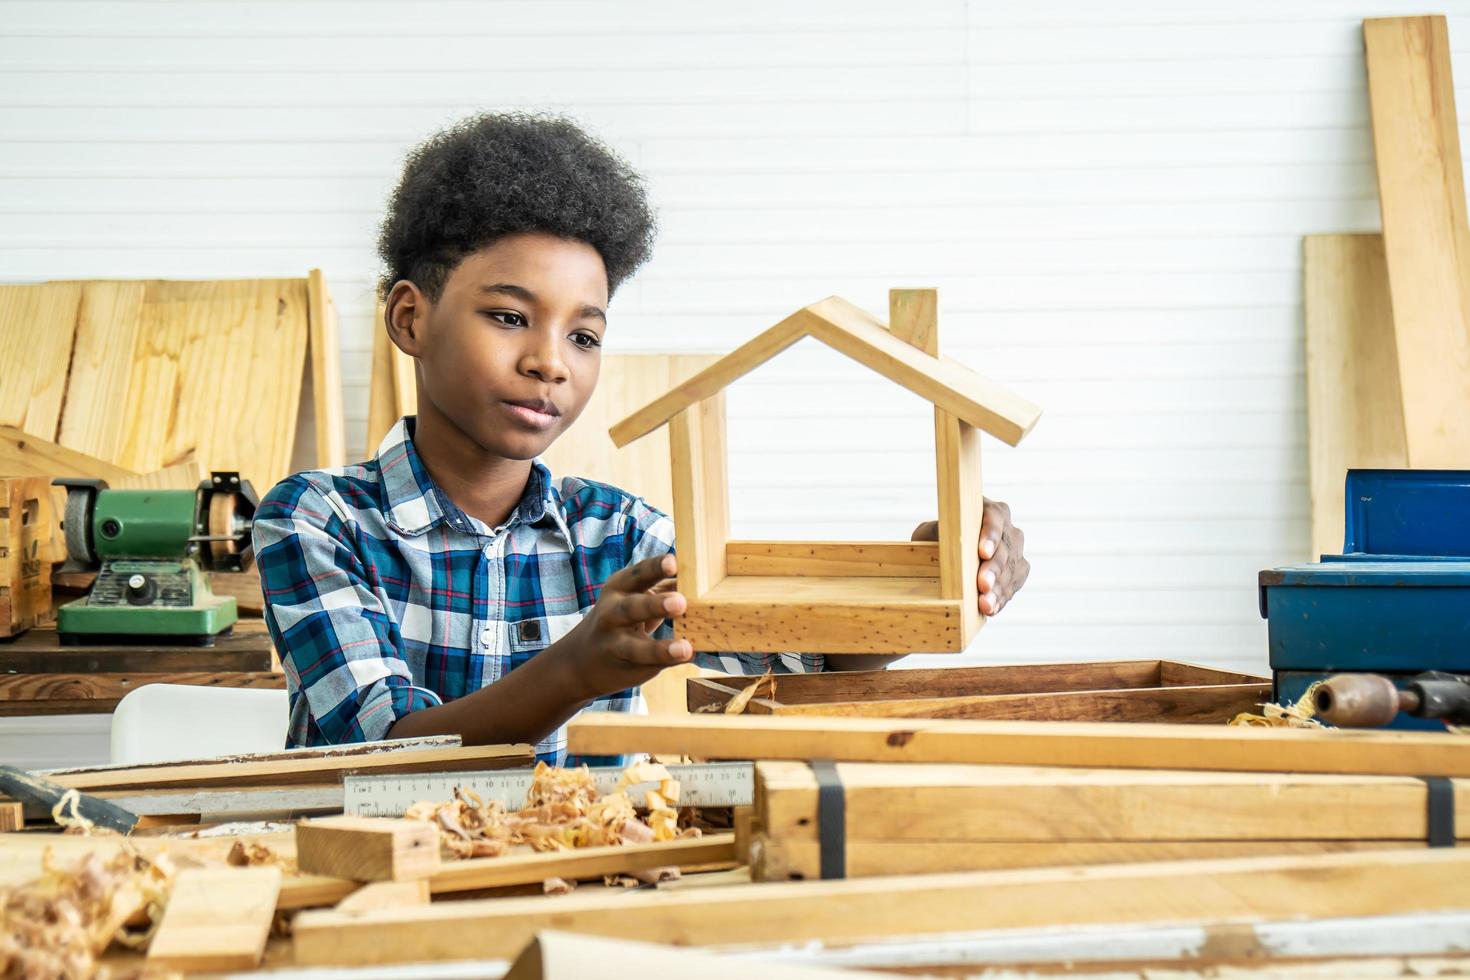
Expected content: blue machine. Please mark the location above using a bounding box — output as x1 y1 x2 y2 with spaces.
1258 469 1470 730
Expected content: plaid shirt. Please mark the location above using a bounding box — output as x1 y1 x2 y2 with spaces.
252 417 823 763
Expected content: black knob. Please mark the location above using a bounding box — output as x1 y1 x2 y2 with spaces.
124 573 157 606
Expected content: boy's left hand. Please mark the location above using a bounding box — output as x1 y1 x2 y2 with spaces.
910 499 1029 616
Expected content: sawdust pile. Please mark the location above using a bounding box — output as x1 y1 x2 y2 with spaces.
1228 681 1324 729
404 760 698 860
0 848 175 980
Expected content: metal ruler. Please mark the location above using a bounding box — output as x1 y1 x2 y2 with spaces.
343 761 754 817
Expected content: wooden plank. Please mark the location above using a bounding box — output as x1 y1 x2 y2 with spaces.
290 849 1470 965
0 477 60 637
44 734 459 777
58 281 146 462
306 269 347 468
681 590 965 655
933 410 982 649
763 683 1269 723
692 661 1171 705
541 354 719 515
1303 234 1407 558
1158 661 1270 687
37 743 533 793
566 713 1470 777
0 620 276 674
725 541 939 578
888 287 939 355
388 321 418 428
297 816 440 882
278 834 738 910
0 425 141 483
669 393 728 599
610 311 814 448
117 279 311 492
364 303 403 458
505 931 857 980
0 801 22 831
754 761 1470 845
751 835 1422 881
334 879 429 912
146 866 281 972
0 283 83 442
805 295 1041 446
1364 16 1470 467
208 567 264 614
0 671 284 715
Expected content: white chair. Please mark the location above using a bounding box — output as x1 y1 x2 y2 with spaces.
110 684 289 765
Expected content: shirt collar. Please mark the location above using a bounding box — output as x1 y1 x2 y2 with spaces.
374 416 562 538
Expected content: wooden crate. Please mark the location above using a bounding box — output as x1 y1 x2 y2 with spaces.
687 659 1270 724
0 477 63 637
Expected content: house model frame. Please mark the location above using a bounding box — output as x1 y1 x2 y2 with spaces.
610 289 1042 655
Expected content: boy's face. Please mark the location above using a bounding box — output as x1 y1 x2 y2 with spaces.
391 231 608 461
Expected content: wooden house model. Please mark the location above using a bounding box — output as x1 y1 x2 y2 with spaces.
611 289 1042 655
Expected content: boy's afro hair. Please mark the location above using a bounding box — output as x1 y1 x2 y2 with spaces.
377 112 657 299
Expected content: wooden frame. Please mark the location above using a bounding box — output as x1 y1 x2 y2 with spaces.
611 289 1042 655
687 660 1270 724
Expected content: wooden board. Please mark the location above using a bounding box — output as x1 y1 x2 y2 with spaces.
0 283 83 442
566 713 1470 777
334 879 429 912
0 671 284 716
146 866 281 971
753 760 1469 846
296 816 440 882
1364 16 1470 467
57 281 146 462
725 541 939 578
364 303 406 459
116 278 311 491
0 477 62 637
29 742 532 793
670 395 729 599
505 931 856 980
289 848 1470 964
0 426 200 489
1303 235 1407 558
751 835 1421 881
278 833 738 910
541 354 718 516
306 269 346 468
688 660 1267 719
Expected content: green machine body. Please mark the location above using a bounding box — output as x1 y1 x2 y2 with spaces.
56 472 258 646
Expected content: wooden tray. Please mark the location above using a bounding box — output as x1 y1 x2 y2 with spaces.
686 659 1270 724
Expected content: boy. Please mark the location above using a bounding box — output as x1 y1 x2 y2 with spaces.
253 113 1030 761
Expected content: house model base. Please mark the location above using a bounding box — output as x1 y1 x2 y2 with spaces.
610 289 1042 656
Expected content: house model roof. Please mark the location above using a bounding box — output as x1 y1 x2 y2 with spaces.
610 295 1043 448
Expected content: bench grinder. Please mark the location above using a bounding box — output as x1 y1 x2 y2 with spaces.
55 472 258 645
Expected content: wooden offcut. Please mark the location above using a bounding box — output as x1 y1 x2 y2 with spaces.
1364 16 1470 467
296 816 441 882
1303 234 1407 558
567 713 1470 777
610 289 1040 656
0 477 63 637
290 849 1470 965
146 866 281 971
334 879 430 912
687 660 1269 723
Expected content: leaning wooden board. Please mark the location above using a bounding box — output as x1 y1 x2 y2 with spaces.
689 660 1270 723
567 714 1470 777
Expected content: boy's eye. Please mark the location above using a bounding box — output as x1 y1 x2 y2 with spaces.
570 332 602 351
486 310 526 327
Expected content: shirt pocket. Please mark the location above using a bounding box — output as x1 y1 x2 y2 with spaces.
507 610 586 654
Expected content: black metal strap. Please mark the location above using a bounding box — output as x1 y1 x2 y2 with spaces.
1423 776 1456 848
811 759 846 879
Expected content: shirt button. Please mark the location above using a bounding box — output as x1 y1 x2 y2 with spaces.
479 627 493 647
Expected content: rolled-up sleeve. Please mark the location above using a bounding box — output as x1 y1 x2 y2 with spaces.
253 477 442 746
620 495 825 675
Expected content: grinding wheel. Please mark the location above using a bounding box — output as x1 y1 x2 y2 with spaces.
205 491 243 563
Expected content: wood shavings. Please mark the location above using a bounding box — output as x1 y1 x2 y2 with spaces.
50 789 123 838
1229 682 1325 729
404 761 700 862
226 840 283 868
542 877 576 896
1 847 174 978
723 669 775 715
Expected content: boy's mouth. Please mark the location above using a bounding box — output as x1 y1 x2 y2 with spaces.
501 398 561 430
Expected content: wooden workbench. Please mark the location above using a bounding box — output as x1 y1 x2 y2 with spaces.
0 618 282 716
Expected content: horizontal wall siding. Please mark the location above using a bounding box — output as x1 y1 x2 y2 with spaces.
6 0 1463 675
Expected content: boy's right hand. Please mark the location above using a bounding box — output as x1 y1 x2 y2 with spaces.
562 553 694 699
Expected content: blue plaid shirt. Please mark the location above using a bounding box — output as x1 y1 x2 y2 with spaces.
252 417 823 762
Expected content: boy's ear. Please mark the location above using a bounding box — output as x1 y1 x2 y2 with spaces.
384 280 428 357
